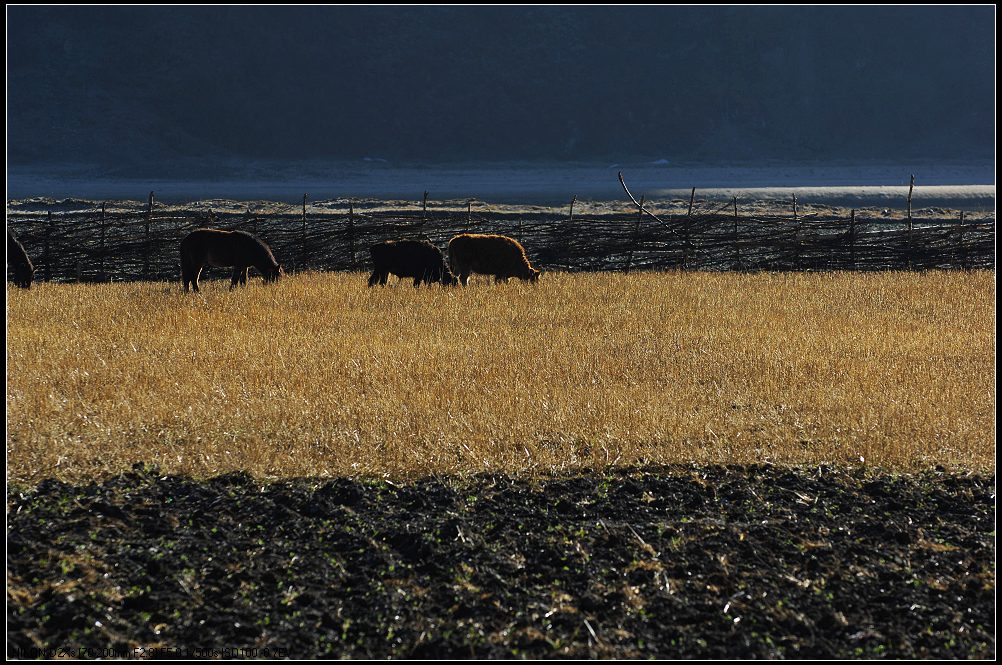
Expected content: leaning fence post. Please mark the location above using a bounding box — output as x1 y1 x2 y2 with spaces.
422 191 429 222
467 200 473 230
906 174 914 270
143 191 154 278
44 210 52 282
246 207 257 235
732 197 740 269
625 195 644 274
99 202 107 281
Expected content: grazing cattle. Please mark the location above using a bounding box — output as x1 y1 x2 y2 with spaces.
180 229 283 293
447 233 541 286
7 229 35 289
368 239 457 287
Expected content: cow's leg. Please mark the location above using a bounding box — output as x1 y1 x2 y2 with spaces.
461 273 471 287
380 272 389 286
230 268 241 290
368 270 381 287
181 255 192 292
413 276 423 287
239 267 248 286
192 265 202 293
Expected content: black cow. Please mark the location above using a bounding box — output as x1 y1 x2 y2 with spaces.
368 239 457 287
180 228 284 293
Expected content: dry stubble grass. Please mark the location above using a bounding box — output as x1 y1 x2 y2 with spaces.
6 270 995 484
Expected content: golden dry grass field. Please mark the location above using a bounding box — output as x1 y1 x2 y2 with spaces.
6 270 995 484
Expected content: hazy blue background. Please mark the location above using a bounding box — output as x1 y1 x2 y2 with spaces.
6 6 995 201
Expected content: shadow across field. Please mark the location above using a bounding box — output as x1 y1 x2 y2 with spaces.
7 464 995 658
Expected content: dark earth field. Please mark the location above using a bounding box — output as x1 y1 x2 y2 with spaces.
7 464 995 659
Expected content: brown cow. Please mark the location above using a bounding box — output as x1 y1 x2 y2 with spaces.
180 229 283 293
447 233 540 286
7 229 35 289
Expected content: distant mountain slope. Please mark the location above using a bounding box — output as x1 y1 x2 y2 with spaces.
7 6 995 171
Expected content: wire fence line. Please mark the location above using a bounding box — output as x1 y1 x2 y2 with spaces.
5 195 995 284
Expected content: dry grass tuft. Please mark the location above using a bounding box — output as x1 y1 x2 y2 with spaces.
6 270 994 484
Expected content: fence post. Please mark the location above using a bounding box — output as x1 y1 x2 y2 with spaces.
792 193 801 269
422 191 429 222
99 202 107 281
348 199 357 270
467 200 473 230
849 209 856 270
563 195 576 269
625 195 644 274
44 210 52 282
683 187 695 269
958 210 966 270
732 197 740 270
300 193 308 271
143 191 154 278
906 174 914 270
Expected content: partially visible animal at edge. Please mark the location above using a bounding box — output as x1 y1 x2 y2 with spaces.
447 233 541 286
7 229 35 289
368 239 458 287
180 229 283 293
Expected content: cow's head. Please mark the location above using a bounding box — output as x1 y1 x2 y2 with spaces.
439 258 459 286
264 264 284 283
15 264 34 289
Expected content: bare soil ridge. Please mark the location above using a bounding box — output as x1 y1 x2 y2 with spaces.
7 464 994 659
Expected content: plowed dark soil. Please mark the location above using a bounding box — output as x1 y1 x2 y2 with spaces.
7 464 995 659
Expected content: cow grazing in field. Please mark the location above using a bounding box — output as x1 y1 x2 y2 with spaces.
447 233 541 286
7 229 35 289
368 239 458 287
180 229 283 293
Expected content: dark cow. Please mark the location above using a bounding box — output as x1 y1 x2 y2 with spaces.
180 229 283 293
368 239 457 287
447 233 541 286
7 229 35 289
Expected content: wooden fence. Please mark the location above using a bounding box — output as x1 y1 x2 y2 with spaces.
5 194 995 284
